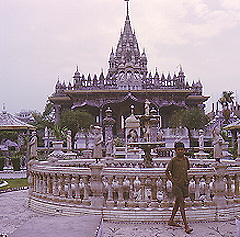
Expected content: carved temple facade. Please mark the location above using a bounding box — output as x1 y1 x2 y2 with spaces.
49 2 209 136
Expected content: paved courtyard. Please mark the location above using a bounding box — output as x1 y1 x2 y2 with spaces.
0 190 238 237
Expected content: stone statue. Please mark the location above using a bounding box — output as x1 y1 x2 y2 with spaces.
238 134 240 157
143 123 150 142
212 125 224 161
144 99 151 116
90 125 103 159
198 129 204 150
157 130 163 141
67 130 72 153
105 133 114 157
128 129 137 143
44 126 48 137
29 131 37 157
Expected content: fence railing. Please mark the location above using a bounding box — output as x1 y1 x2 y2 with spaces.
28 159 240 212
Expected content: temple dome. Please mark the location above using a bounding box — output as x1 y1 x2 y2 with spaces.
125 113 140 128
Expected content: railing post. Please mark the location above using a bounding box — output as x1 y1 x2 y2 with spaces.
235 175 239 198
90 161 104 209
213 162 228 208
117 176 125 208
82 176 90 205
52 174 58 196
205 177 211 201
46 173 52 195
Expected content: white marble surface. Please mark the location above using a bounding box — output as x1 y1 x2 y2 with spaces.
0 190 237 237
104 221 236 237
0 190 43 236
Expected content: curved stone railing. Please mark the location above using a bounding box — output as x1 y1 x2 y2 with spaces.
32 157 238 169
28 159 240 222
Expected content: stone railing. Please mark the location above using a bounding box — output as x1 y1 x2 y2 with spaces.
28 159 240 222
32 157 237 169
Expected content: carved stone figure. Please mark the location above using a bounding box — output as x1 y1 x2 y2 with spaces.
29 131 37 157
142 123 150 142
144 99 151 116
105 133 114 157
238 134 240 157
103 107 116 158
67 130 72 153
128 129 137 143
90 125 103 159
157 130 163 141
212 125 224 161
198 129 204 150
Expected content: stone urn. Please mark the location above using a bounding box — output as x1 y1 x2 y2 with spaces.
48 140 66 159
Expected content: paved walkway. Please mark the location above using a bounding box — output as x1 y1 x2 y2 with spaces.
0 190 238 237
0 171 27 179
0 190 101 237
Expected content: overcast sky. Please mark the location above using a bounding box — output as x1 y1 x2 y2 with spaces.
1 0 240 114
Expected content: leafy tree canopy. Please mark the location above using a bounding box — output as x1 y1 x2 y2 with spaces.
0 131 18 143
30 101 55 131
60 110 94 137
170 107 209 130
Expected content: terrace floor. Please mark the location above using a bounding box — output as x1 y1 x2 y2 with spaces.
0 190 237 237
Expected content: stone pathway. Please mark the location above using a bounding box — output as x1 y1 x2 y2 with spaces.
0 190 42 236
103 221 237 237
0 190 238 237
0 190 101 237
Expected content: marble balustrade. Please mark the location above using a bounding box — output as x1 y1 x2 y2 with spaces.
33 157 237 169
28 160 240 211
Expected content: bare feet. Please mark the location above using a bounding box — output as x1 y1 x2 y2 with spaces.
185 226 193 234
168 221 182 227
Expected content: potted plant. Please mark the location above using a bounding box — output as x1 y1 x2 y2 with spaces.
48 125 68 159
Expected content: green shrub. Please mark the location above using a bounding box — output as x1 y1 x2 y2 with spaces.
11 157 21 171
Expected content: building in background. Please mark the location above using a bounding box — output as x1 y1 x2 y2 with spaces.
49 2 209 137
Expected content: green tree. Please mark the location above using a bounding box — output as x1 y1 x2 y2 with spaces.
0 131 18 143
170 108 209 147
60 110 94 148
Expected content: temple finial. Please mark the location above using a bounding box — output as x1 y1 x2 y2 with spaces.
2 103 6 114
125 0 130 17
176 64 183 72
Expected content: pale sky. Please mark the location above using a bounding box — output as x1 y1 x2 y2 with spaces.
1 0 240 114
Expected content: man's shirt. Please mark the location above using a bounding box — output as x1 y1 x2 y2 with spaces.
166 156 190 186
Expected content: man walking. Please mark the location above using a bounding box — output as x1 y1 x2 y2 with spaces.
165 142 193 234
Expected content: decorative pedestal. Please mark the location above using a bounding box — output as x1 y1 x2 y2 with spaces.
65 152 77 159
194 149 209 159
48 141 66 159
213 162 228 208
90 161 104 209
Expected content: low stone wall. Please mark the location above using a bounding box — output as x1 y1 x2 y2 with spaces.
27 159 240 222
0 170 27 179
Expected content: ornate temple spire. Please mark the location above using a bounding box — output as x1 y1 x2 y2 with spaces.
113 0 142 68
2 103 6 114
